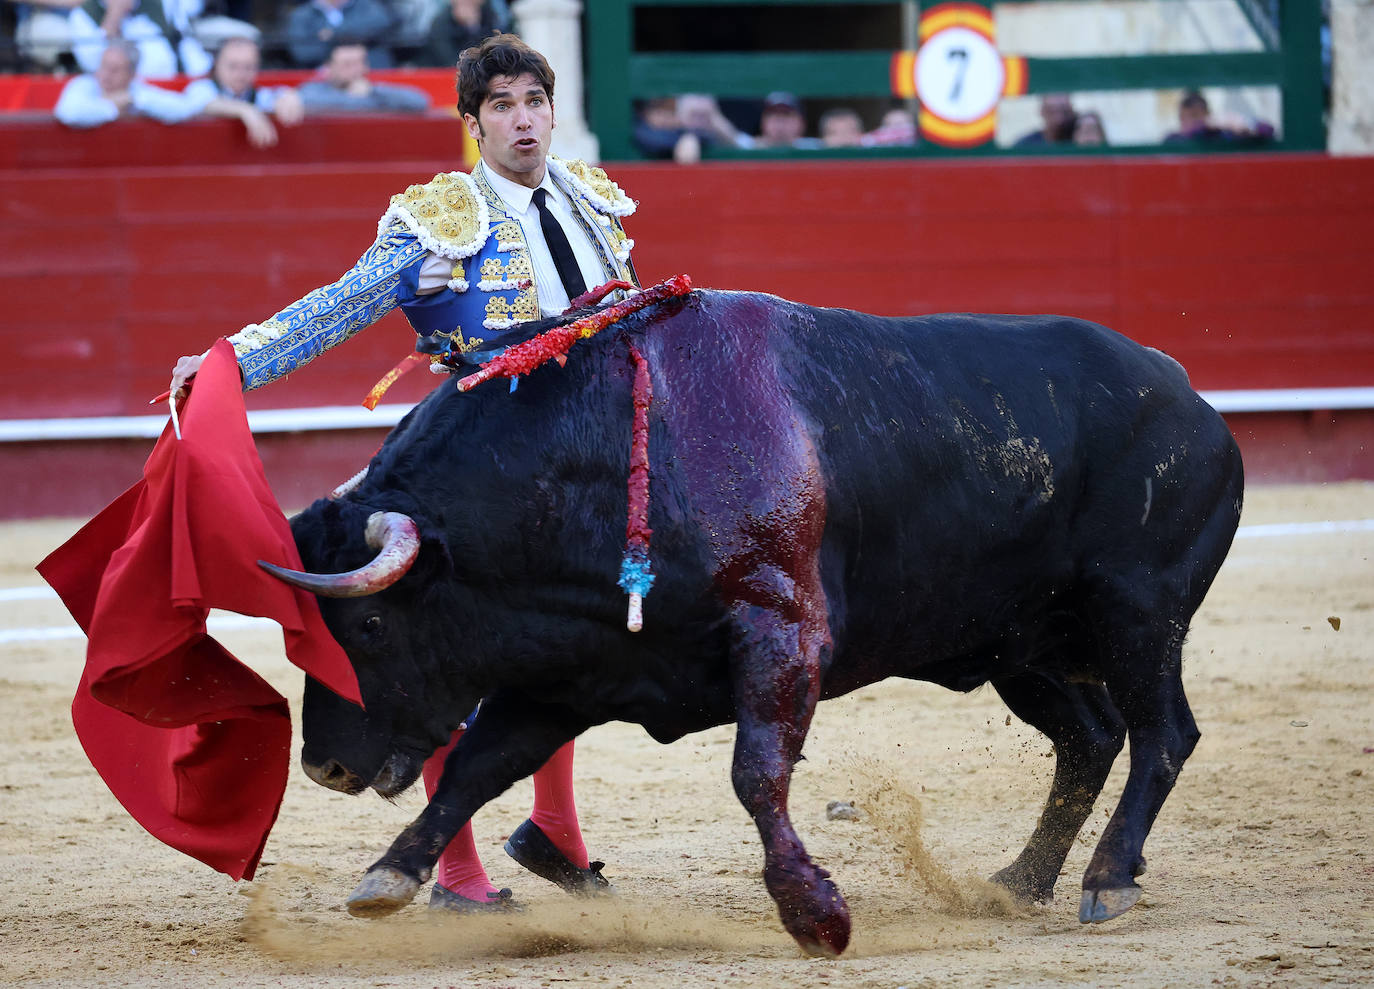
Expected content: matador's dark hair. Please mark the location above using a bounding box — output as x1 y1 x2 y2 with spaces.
455 34 555 121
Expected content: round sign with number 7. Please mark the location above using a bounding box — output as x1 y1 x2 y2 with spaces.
890 2 1028 147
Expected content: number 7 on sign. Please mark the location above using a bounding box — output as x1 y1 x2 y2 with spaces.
947 47 969 103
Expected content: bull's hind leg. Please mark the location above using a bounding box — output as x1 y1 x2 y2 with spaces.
1081 627 1199 924
989 674 1126 904
728 598 849 957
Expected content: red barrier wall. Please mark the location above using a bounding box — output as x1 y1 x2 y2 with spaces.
1 117 1371 516
625 155 1374 394
0 68 461 114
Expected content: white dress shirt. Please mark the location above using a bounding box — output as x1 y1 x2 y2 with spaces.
183 77 285 115
54 73 206 127
475 163 612 316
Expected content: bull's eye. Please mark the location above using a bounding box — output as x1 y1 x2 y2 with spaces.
360 613 384 640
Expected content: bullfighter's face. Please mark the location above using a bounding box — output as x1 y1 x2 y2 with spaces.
465 72 554 189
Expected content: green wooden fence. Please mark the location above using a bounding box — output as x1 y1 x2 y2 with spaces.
584 0 1325 159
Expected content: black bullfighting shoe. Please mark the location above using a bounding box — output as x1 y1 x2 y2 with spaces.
503 819 613 895
428 884 522 913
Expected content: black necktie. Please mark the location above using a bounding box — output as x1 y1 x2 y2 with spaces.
532 187 588 301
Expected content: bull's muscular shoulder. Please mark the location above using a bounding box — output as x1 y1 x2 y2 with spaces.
549 157 636 218
378 171 490 261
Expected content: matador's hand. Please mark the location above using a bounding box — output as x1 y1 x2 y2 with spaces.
169 352 206 400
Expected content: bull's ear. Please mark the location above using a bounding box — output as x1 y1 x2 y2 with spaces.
305 498 358 556
408 524 455 583
286 498 357 572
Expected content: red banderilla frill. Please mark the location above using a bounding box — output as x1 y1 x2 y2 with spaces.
618 342 654 632
455 275 692 393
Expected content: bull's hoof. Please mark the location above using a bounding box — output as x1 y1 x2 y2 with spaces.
793 924 848 959
346 867 422 918
776 879 852 957
1078 884 1141 924
989 864 1054 905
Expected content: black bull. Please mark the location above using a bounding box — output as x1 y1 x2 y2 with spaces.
275 289 1243 957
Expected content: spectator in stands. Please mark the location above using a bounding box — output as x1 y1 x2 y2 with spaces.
54 38 203 126
14 0 85 72
297 41 429 112
818 107 863 148
676 93 744 151
189 7 261 54
865 105 916 146
1167 90 1219 141
184 36 305 147
744 91 822 149
632 96 686 159
286 0 395 69
631 93 743 163
1164 89 1275 146
1073 110 1107 146
68 0 214 79
416 0 511 68
1013 92 1076 148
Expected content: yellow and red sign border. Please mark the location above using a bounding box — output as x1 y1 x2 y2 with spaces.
890 2 1028 148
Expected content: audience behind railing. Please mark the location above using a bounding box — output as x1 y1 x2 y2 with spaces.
3 0 513 74
1 0 1278 157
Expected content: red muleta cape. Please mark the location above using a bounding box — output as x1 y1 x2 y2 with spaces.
37 340 361 880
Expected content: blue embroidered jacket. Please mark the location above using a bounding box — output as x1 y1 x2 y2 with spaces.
229 157 637 391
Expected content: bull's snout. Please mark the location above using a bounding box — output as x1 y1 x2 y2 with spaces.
302 756 369 795
368 751 424 800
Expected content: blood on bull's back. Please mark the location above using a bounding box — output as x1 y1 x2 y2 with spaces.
636 292 1241 695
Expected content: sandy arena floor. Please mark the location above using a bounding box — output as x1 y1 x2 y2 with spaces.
1 483 1371 988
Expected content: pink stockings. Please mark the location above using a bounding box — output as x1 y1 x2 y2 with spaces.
421 730 588 902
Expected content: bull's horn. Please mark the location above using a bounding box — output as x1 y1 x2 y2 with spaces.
259 511 420 597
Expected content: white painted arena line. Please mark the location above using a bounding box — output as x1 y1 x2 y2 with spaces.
1 519 1370 647
1232 519 1374 539
2 625 83 643
0 613 275 646
0 586 58 602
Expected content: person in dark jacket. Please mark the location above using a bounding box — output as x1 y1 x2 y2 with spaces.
286 0 395 68
1164 90 1275 146
297 41 429 111
1013 93 1077 148
416 0 511 67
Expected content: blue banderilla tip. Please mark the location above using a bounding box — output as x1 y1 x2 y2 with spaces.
617 553 655 597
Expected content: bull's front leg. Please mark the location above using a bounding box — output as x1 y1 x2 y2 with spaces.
346 692 588 917
728 593 849 957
